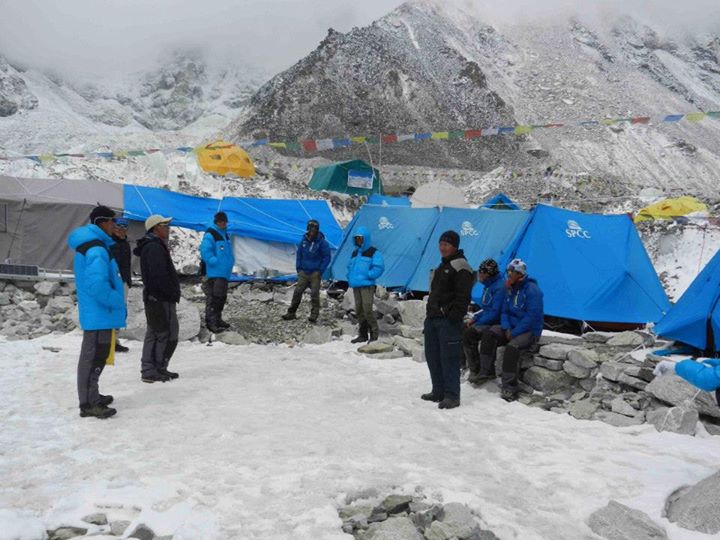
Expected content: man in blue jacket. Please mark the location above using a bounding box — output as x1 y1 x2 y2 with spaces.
67 205 127 419
464 259 505 384
282 219 331 323
200 212 235 333
477 258 544 401
347 226 385 343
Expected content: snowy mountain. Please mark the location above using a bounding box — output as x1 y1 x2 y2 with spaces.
0 50 269 155
229 0 720 193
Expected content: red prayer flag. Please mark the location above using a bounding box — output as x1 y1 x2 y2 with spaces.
464 130 482 139
631 117 651 125
302 140 318 152
382 134 398 144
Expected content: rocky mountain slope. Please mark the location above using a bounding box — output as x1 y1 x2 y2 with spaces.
229 0 720 194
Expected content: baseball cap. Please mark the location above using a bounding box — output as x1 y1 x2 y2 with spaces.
145 215 172 232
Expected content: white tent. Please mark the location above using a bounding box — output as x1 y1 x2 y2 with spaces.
410 180 468 208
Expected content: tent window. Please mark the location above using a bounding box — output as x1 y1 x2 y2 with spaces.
210 154 222 160
0 204 7 233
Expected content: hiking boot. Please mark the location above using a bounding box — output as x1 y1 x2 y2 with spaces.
218 320 231 329
160 368 179 380
141 373 169 383
501 388 518 402
80 404 117 419
468 373 494 386
206 325 224 333
438 398 460 409
281 312 297 321
98 394 114 406
351 334 368 344
308 316 317 324
114 342 129 353
421 392 444 402
368 332 379 343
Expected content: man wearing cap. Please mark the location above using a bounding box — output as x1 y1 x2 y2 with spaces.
346 226 385 343
464 259 506 384
133 215 181 383
477 258 544 402
282 219 331 323
200 211 235 333
422 230 474 409
67 205 127 419
110 217 132 353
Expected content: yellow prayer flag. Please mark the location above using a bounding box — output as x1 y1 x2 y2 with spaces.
431 132 449 140
514 125 532 135
685 112 706 123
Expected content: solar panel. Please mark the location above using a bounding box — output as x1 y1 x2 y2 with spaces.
0 264 39 277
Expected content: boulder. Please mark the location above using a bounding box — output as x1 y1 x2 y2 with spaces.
33 281 59 296
372 350 407 360
583 332 611 343
611 397 639 418
399 324 424 340
127 523 155 540
533 356 564 371
396 300 426 328
366 517 422 540
358 342 395 354
44 296 75 316
0 292 10 306
120 288 200 341
563 361 591 379
303 326 333 345
607 331 646 347
424 502 480 540
618 373 648 391
665 470 720 534
538 343 577 360
569 399 600 420
646 375 720 419
81 513 108 525
47 527 88 540
523 367 576 393
595 411 645 427
110 520 131 536
647 407 698 436
341 292 355 312
587 500 667 540
216 331 248 346
393 336 422 356
600 362 627 382
412 348 426 364
375 494 413 515
567 349 599 369
375 299 400 318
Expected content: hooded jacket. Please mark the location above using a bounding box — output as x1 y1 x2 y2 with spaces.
426 250 474 322
67 224 127 331
133 233 181 303
110 235 132 287
501 276 544 337
472 272 505 327
200 223 235 279
675 359 720 393
296 231 331 275
347 226 384 288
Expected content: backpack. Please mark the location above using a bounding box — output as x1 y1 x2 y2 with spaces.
198 228 225 276
77 239 113 260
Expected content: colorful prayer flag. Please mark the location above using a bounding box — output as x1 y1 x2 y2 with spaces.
302 140 318 152
685 112 706 123
514 125 532 135
382 134 398 144
431 132 449 139
464 130 482 139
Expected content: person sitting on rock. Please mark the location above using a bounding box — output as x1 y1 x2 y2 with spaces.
282 219 331 323
654 358 720 406
347 226 385 343
476 258 544 402
464 259 505 384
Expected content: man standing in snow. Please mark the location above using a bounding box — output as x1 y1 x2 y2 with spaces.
282 219 331 323
346 226 385 343
134 215 181 383
110 217 132 353
68 205 127 419
422 231 474 409
200 211 235 333
476 259 544 402
464 259 505 384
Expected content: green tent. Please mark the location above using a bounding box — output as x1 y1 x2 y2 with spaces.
308 160 384 196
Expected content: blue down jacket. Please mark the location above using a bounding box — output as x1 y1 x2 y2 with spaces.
675 358 720 392
67 224 126 331
296 231 331 274
347 226 384 288
472 272 505 327
200 224 234 279
501 276 544 337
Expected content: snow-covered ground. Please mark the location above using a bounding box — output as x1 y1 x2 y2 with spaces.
1 332 719 539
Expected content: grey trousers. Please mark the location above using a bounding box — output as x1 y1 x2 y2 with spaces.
353 286 378 335
462 324 491 373
288 271 321 318
479 325 537 392
141 301 179 376
77 329 113 408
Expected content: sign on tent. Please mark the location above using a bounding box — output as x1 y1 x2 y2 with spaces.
347 169 374 190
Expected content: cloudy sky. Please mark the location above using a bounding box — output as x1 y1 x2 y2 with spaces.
1 0 718 79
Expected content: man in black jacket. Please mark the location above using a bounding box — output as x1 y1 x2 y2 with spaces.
110 217 132 353
133 215 181 383
422 230 474 410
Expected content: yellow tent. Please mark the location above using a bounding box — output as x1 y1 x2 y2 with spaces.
634 196 708 223
197 140 255 178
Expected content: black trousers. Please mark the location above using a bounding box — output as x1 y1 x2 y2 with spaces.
77 330 113 408
141 301 179 376
462 324 491 373
203 277 228 328
424 317 463 401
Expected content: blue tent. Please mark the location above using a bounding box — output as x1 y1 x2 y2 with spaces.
123 185 342 248
367 194 411 207
508 205 669 324
482 193 521 210
408 207 530 293
329 205 439 288
654 249 720 351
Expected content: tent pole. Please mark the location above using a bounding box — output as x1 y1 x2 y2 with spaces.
5 198 26 263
